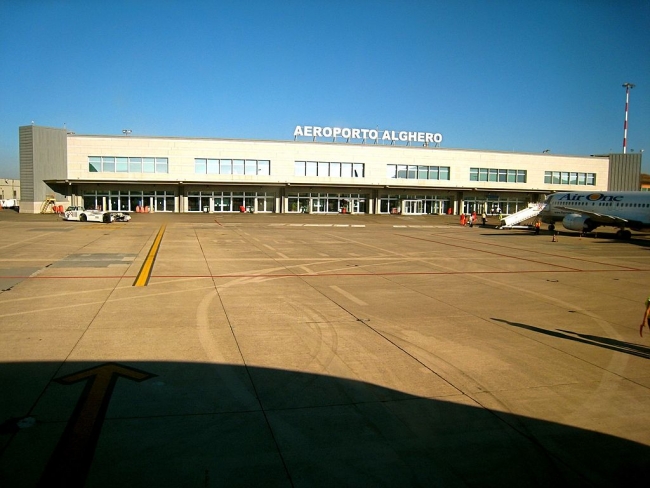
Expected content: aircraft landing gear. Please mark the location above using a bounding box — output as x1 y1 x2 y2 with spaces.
615 229 632 240
548 224 555 231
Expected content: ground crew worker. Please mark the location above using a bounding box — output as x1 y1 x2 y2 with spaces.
534 221 541 235
640 295 650 337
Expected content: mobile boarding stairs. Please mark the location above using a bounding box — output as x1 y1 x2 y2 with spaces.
498 203 545 229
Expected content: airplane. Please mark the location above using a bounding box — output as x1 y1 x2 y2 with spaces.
538 191 650 239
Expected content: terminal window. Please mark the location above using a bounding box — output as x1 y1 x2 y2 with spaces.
544 171 595 186
194 159 271 175
294 161 364 178
386 164 450 180
89 156 168 174
469 167 526 183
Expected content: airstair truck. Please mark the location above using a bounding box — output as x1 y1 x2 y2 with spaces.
499 203 545 229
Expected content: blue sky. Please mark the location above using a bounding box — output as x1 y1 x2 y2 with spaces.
1 0 649 178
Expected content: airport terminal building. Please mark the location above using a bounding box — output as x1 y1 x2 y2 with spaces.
18 124 642 215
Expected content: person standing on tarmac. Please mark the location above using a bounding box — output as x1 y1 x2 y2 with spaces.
640 295 650 337
534 220 541 235
481 212 487 226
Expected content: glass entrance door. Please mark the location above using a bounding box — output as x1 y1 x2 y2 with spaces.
156 196 167 212
109 196 119 211
311 198 325 213
403 200 424 215
349 199 367 214
244 197 255 212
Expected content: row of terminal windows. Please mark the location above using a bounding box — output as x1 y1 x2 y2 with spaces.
82 189 175 212
294 161 365 178
194 158 271 175
187 190 275 212
544 171 596 185
87 157 596 188
470 168 527 183
386 165 450 180
89 156 169 173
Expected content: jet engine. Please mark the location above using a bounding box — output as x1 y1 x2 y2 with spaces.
562 214 594 232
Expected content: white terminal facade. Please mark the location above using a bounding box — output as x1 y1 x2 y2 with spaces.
18 124 642 215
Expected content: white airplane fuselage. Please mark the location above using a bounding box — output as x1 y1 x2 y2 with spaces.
539 191 650 238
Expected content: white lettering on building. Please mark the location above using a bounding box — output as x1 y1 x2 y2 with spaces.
294 125 442 145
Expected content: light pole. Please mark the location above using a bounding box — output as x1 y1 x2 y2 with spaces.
622 83 635 154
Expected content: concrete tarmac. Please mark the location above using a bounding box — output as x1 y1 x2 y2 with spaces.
1 210 649 487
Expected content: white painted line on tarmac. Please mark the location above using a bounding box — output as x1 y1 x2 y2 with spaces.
330 285 368 306
392 225 442 228
267 223 365 228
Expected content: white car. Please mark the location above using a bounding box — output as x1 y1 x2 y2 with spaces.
0 199 18 209
62 206 131 223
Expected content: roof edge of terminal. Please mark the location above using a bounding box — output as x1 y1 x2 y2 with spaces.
21 124 609 159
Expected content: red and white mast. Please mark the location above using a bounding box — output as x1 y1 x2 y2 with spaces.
622 82 635 154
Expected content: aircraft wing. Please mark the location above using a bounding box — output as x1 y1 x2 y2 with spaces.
555 205 629 226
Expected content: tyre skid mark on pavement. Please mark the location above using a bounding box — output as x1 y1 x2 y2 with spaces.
0 267 648 282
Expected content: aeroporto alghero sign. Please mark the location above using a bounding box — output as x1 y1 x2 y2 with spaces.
294 125 443 145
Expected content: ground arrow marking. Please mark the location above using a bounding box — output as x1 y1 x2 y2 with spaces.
39 362 156 487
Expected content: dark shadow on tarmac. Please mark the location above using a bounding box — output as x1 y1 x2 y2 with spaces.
550 231 650 247
493 318 650 360
480 229 650 246
1 361 649 487
478 231 537 237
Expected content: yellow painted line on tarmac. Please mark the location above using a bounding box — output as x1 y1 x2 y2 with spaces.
133 224 166 287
